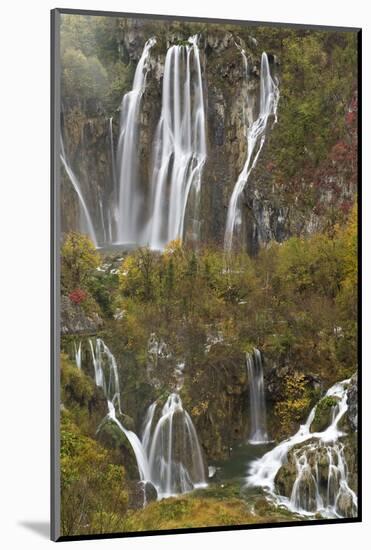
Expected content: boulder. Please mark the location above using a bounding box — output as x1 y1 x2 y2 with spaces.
128 481 158 510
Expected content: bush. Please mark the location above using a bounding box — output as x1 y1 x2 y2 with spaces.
61 412 128 536
68 288 87 304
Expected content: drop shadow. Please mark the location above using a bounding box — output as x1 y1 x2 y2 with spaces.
18 521 50 539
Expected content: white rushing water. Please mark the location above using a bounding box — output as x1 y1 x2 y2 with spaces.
116 37 156 245
246 379 357 518
148 35 206 250
88 338 150 481
224 51 279 252
108 116 117 243
142 393 207 498
60 138 98 246
79 339 206 500
74 341 82 370
246 349 269 444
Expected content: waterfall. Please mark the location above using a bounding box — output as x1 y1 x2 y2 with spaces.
143 393 207 498
74 341 82 370
247 379 358 518
108 117 117 244
88 338 150 481
246 349 269 444
61 36 206 250
224 51 279 252
60 138 98 246
116 37 156 245
148 35 206 250
82 339 207 494
141 402 157 455
109 117 118 202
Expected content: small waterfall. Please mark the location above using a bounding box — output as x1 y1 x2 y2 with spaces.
246 349 268 444
247 379 358 518
60 138 98 246
288 441 356 517
148 35 206 250
141 402 157 455
74 341 82 370
116 37 156 245
224 51 279 252
143 393 207 498
89 338 120 409
88 338 150 481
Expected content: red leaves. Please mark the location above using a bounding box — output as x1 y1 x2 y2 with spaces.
69 288 87 304
330 141 349 163
346 110 356 126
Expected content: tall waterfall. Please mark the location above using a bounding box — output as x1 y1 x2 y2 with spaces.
60 138 98 246
108 116 117 243
142 393 207 498
116 37 156 245
148 36 206 250
88 338 150 481
246 349 269 444
247 379 358 518
224 51 279 252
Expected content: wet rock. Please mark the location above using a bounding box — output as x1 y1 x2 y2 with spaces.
347 373 358 431
310 395 339 433
128 481 158 510
336 490 357 518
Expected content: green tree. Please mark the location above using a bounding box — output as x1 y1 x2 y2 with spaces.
61 232 100 292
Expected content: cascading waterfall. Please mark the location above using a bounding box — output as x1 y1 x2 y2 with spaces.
148 36 206 250
81 339 206 498
142 393 207 498
116 37 156 245
60 138 98 246
247 379 358 518
88 338 150 481
246 349 269 444
224 51 279 252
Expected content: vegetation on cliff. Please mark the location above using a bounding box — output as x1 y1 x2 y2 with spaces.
61 203 357 447
57 13 358 536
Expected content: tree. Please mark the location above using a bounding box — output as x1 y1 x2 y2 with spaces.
61 232 100 293
119 248 157 302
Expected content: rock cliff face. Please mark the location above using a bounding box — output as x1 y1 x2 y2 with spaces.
60 23 356 254
347 373 358 431
61 295 103 335
60 27 283 252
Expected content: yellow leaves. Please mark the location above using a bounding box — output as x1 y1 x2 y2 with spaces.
61 231 100 291
164 238 183 256
274 372 311 437
191 400 209 417
60 412 128 536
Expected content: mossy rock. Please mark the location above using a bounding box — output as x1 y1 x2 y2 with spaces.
311 396 339 433
274 456 297 497
97 415 136 450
